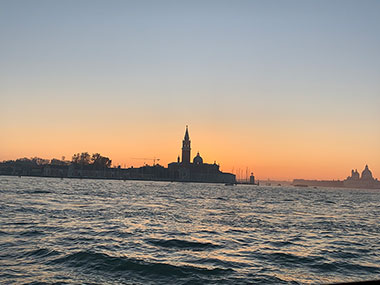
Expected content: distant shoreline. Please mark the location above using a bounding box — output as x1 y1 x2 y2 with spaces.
0 173 233 185
1 174 379 190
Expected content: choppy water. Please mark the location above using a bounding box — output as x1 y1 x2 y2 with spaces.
0 176 379 284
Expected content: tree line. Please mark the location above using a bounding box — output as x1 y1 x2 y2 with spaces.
1 152 112 169
71 152 112 168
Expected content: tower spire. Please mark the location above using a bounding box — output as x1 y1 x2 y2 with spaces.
181 125 191 164
184 125 189 141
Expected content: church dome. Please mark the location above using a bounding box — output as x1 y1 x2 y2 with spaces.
193 152 203 165
361 165 373 180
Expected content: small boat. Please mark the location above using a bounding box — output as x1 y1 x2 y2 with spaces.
225 182 235 186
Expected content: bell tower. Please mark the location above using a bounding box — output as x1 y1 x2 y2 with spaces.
182 125 191 164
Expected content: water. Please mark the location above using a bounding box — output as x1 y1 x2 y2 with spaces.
0 176 379 284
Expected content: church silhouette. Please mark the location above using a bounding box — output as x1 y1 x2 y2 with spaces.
168 126 236 183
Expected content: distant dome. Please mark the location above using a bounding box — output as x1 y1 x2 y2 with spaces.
193 152 203 165
361 165 373 180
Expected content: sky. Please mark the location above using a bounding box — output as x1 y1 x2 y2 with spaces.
1 0 379 180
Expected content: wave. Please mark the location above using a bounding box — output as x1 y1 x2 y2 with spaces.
267 241 295 247
146 238 220 250
258 251 380 275
51 251 232 277
187 257 250 269
19 189 52 194
311 261 380 274
0 230 10 236
258 251 324 266
19 230 46 237
25 248 60 258
31 190 52 194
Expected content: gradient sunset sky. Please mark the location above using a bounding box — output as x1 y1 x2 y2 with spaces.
1 0 379 180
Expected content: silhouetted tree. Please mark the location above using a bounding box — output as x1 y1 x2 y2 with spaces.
15 158 35 167
31 157 50 165
91 153 112 169
51 158 69 166
71 152 91 165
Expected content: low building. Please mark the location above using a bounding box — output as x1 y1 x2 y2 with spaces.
292 179 344 188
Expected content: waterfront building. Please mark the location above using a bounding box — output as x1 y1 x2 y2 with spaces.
293 165 380 189
344 165 380 189
249 173 255 184
168 126 236 183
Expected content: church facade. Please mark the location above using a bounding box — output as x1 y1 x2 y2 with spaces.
168 126 236 183
344 165 380 189
292 164 380 189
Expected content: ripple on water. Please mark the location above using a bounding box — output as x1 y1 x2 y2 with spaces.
51 250 232 277
19 230 46 237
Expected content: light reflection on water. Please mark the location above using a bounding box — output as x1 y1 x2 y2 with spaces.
0 176 379 284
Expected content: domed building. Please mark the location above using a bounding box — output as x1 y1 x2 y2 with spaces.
344 165 380 189
193 152 203 165
293 165 379 189
168 126 236 183
361 165 373 181
349 169 360 180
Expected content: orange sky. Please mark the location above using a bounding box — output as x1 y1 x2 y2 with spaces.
0 120 379 181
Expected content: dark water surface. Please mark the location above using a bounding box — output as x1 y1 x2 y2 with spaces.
0 176 379 284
